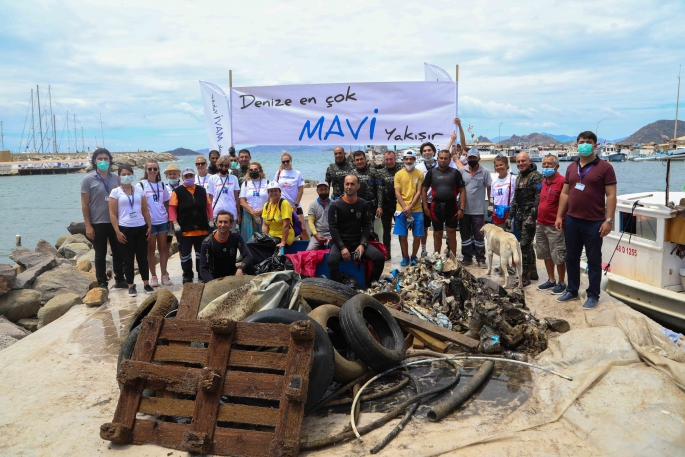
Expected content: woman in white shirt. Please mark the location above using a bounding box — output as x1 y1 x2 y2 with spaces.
108 164 152 297
491 155 517 227
208 155 241 225
273 152 309 240
139 160 172 287
239 161 269 240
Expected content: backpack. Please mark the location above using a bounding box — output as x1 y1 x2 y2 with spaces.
266 198 303 236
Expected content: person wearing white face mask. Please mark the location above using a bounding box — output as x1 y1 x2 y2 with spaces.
393 151 425 267
416 141 438 258
555 131 617 309
163 164 182 255
108 164 153 297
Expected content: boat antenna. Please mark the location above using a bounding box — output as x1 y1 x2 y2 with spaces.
666 66 681 206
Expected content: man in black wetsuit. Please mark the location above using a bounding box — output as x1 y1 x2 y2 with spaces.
324 146 352 200
199 210 252 282
327 174 385 285
422 149 467 255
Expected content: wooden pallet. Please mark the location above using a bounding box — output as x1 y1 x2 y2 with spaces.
101 283 315 456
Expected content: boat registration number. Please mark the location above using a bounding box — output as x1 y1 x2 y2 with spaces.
615 245 638 257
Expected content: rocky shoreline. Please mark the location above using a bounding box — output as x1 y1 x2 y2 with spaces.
10 151 178 172
0 221 179 350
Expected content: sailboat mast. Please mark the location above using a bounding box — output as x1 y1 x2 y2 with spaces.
30 89 35 152
81 127 85 152
674 65 681 148
1 121 4 151
73 114 77 152
99 113 105 148
36 85 44 153
49 85 57 153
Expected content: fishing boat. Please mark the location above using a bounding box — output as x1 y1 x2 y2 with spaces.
599 144 627 162
599 192 685 332
632 146 685 162
528 147 542 162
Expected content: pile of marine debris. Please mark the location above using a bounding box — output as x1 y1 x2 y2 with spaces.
367 254 570 356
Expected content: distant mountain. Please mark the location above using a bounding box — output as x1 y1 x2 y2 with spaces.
165 147 200 156
497 133 559 146
620 120 685 145
195 148 209 154
540 132 576 142
476 135 492 143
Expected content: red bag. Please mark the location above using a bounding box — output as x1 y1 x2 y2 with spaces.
286 249 328 277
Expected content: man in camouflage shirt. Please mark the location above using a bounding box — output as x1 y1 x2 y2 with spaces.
377 150 403 259
351 150 383 224
324 146 353 200
231 149 251 186
506 151 543 286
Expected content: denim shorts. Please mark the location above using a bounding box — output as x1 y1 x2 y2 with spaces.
150 222 170 236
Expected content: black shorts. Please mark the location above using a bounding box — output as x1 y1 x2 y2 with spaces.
423 214 431 229
296 206 304 215
430 200 459 229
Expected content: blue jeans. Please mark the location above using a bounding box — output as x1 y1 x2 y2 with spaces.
565 215 604 299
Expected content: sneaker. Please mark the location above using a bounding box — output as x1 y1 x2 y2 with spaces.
182 277 194 284
128 285 137 297
161 274 172 286
461 258 473 266
143 284 154 294
410 256 418 266
551 283 567 295
150 276 159 287
420 248 428 258
556 291 578 302
583 297 599 309
114 279 128 289
98 282 108 289
477 260 487 269
537 280 557 291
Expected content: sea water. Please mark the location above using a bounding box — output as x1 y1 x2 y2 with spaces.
1 151 684 260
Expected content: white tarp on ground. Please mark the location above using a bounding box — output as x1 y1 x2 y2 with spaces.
230 81 456 146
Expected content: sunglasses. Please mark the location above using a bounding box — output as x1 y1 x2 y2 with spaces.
281 160 290 164
147 167 158 171
196 162 207 166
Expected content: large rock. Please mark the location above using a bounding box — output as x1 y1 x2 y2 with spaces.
14 258 58 289
32 264 94 304
83 288 108 307
76 258 92 272
0 316 30 340
0 290 42 322
58 242 91 259
16 318 38 332
61 234 93 248
37 293 83 328
67 221 88 237
0 334 17 351
81 249 112 270
35 239 62 258
0 264 17 296
55 235 69 250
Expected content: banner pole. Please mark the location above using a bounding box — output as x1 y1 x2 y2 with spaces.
229 70 234 152
455 65 459 82
455 64 459 133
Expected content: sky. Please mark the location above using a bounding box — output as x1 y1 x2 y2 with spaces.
0 0 683 153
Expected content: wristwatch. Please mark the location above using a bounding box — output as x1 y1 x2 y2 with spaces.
458 208 464 213
605 218 614 223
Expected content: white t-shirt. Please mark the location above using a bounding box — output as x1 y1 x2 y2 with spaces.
492 173 517 207
274 169 304 207
195 174 211 190
239 179 269 211
208 173 240 218
416 160 437 203
110 186 146 228
138 180 170 225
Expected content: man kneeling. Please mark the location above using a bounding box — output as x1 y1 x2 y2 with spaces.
328 175 385 285
199 210 252 282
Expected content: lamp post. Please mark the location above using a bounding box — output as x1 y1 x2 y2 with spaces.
596 120 602 139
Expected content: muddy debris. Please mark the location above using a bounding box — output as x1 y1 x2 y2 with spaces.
366 254 569 356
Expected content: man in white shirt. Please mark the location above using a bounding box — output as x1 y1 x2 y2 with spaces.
208 155 240 229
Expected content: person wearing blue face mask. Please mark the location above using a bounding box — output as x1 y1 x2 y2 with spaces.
555 131 617 309
80 148 127 289
535 154 567 296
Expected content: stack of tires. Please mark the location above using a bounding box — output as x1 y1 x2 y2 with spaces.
246 277 406 411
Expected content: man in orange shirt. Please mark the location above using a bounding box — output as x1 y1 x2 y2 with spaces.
169 167 213 283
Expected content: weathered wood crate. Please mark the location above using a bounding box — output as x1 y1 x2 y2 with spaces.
101 283 315 456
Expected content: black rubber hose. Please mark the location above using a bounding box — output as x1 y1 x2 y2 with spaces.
300 367 460 450
369 373 422 454
322 376 410 407
426 360 494 422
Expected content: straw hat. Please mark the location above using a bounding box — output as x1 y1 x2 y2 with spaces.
163 164 181 176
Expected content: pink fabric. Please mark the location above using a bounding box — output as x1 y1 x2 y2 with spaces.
286 249 328 277
364 241 387 284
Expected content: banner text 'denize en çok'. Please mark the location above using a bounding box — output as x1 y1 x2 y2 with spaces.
229 81 456 145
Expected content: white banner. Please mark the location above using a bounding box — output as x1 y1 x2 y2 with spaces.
424 62 453 82
230 81 456 145
199 81 232 155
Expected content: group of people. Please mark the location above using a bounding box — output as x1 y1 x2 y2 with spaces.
81 124 616 310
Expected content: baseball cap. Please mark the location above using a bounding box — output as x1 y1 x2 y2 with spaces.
403 150 417 158
164 164 181 176
267 181 281 191
467 148 480 158
316 181 330 188
182 167 196 176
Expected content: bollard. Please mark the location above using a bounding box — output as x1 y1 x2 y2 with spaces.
15 234 21 246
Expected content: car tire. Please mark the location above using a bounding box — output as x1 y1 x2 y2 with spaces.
243 308 335 412
300 277 359 308
339 294 405 372
308 305 367 382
